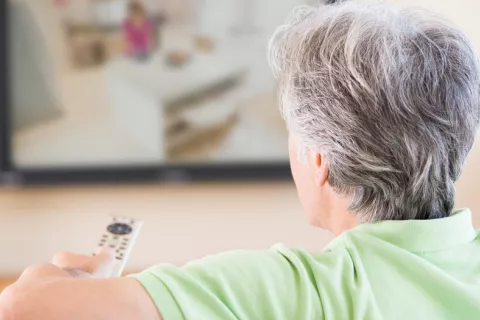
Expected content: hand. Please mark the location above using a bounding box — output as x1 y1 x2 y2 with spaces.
51 246 116 278
1 246 161 320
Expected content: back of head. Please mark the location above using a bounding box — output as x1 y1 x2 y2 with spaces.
269 2 480 221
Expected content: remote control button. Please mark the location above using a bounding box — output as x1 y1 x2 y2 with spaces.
107 223 133 236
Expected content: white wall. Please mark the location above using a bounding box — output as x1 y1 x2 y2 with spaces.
197 0 310 39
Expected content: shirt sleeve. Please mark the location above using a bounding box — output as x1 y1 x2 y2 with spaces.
130 245 324 320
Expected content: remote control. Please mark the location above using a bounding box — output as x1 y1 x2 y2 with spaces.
97 216 143 277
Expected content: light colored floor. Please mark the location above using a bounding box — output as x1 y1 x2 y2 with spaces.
12 24 288 168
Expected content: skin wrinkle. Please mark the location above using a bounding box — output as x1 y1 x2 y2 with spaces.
268 2 480 221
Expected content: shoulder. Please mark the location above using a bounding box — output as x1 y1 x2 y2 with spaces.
139 244 353 285
273 243 355 274
131 246 354 320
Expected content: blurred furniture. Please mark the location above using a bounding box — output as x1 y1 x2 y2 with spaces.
64 14 166 69
9 1 63 131
64 24 118 68
104 47 249 160
65 25 108 68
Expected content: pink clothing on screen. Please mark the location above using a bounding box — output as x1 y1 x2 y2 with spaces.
123 19 154 55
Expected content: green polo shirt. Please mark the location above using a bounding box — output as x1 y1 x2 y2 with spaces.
133 209 480 319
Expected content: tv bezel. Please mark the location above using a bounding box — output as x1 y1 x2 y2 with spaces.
0 0 291 186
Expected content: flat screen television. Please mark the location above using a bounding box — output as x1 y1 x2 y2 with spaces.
0 0 322 185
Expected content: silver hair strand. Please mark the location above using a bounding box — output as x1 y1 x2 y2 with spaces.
269 2 480 221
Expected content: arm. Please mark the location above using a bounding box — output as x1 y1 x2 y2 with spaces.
1 246 323 320
0 252 162 320
130 246 324 319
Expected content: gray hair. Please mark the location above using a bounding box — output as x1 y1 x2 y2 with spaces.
269 2 480 221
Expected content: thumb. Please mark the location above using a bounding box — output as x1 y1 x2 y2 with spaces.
90 246 116 277
94 246 116 264
52 247 116 277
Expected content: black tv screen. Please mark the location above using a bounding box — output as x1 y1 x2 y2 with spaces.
0 0 319 184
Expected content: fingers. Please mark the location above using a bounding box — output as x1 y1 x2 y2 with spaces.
89 246 116 278
93 246 116 270
52 251 89 271
51 247 116 278
19 263 70 281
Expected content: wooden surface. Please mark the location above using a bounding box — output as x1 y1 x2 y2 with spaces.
0 183 323 275
0 278 16 292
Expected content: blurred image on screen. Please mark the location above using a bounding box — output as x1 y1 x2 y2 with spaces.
8 0 316 169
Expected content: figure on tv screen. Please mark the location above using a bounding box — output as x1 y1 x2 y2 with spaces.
123 2 155 61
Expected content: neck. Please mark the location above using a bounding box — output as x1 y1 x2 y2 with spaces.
329 211 358 236
325 191 358 236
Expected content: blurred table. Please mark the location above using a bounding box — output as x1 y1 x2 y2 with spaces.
0 183 323 277
0 278 15 292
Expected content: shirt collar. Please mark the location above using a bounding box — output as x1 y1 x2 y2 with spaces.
327 209 477 252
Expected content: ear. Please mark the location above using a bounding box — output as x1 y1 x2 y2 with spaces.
313 152 329 187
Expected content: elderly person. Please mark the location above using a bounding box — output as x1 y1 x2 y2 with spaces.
2 2 480 319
